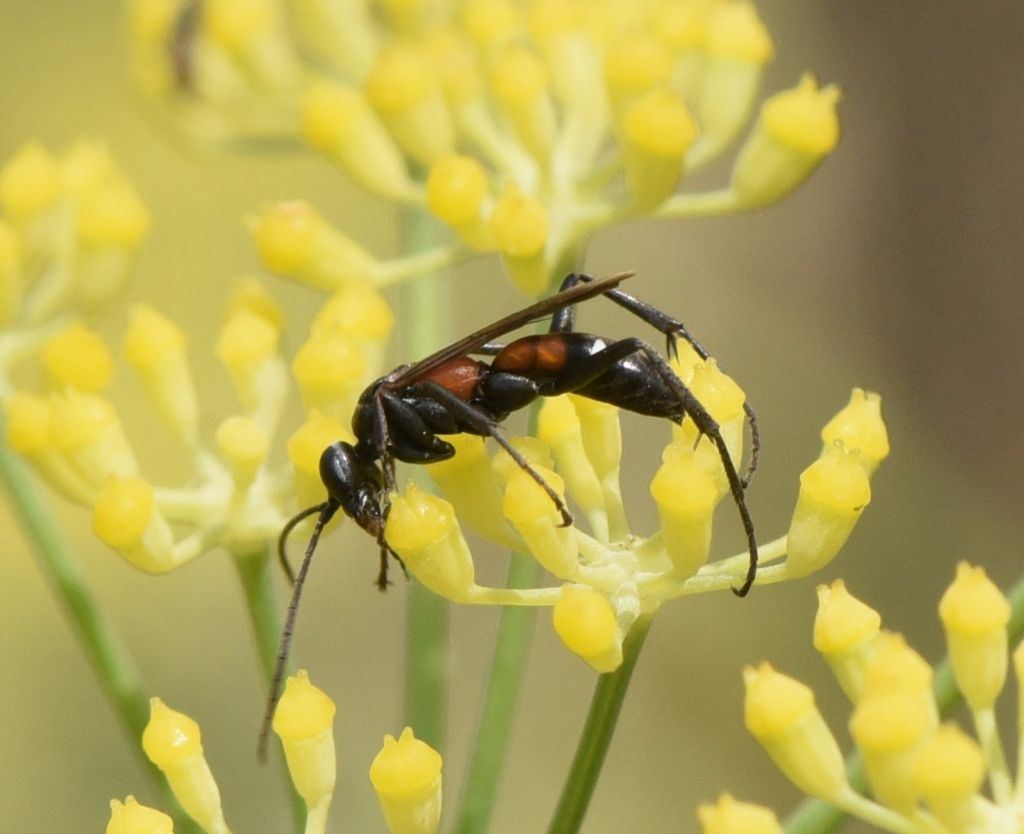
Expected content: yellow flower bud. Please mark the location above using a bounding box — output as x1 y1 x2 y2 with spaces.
273 670 337 810
813 580 881 702
537 396 605 532
650 443 718 579
427 434 519 549
227 276 285 333
93 476 179 573
938 562 1010 711
61 140 118 197
142 698 229 834
365 45 455 166
93 475 155 549
287 410 354 477
217 307 287 418
732 74 841 206
821 388 889 476
426 154 489 230
863 632 935 700
552 585 622 673
490 184 547 257
302 81 416 200
604 34 673 119
106 796 174 834
291 332 367 418
216 415 268 485
369 727 443 834
4 392 51 455
423 27 483 105
850 689 932 813
48 389 138 492
252 200 379 290
570 395 627 539
490 185 550 295
697 793 783 834
217 307 279 372
123 305 198 443
77 180 151 248
785 442 870 578
204 0 271 49
491 46 556 159
312 282 394 344
676 359 746 469
743 663 846 801
693 2 772 146
461 0 520 50
0 142 62 220
503 465 577 578
42 321 114 392
622 88 697 208
386 483 477 602
912 723 985 808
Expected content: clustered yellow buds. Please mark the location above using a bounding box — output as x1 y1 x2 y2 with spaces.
737 564 1023 832
117 673 433 834
383 386 885 673
5 279 392 577
0 141 148 384
127 2 839 300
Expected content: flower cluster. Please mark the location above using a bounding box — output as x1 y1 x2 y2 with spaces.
4 279 392 573
732 563 1021 834
0 140 149 394
107 672 443 834
385 379 887 672
129 0 840 297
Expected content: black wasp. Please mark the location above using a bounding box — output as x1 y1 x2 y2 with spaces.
260 271 760 756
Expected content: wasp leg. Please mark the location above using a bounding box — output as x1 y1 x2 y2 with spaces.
558 272 760 488
416 381 575 528
543 335 758 596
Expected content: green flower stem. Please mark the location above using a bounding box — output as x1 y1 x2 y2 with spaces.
231 547 305 834
232 546 283 684
0 424 201 834
400 208 452 750
785 573 1024 834
454 551 544 834
546 615 654 834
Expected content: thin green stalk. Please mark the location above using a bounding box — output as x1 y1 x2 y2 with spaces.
453 254 587 833
546 616 654 834
232 547 304 834
400 208 453 750
784 574 1024 834
454 551 543 834
232 547 283 684
0 423 200 834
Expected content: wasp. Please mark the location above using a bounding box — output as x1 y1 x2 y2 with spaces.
260 271 759 756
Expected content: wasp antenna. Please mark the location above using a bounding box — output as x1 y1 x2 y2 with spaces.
277 502 332 585
259 500 339 762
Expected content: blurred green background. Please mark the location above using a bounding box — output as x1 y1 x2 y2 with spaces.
1 2 1023 832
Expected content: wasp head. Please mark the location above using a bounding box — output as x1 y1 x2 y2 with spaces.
319 440 385 537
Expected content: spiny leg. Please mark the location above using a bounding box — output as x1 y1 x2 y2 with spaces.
548 335 759 595
418 381 574 527
557 272 760 488
259 500 339 761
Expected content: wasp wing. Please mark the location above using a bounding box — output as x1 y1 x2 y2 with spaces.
385 271 636 389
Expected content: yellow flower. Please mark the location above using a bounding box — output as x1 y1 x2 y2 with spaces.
0 141 149 392
383 388 885 672
7 280 392 575
125 2 839 298
732 564 1023 831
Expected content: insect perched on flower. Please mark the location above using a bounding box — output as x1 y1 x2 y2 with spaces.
263 270 764 752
